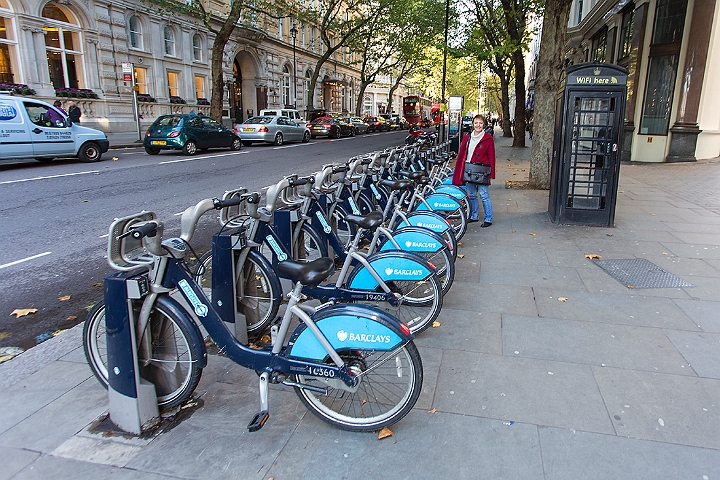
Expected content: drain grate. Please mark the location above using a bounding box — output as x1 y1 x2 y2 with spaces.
594 258 694 289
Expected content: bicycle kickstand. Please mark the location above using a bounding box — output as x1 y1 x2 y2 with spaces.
248 371 270 432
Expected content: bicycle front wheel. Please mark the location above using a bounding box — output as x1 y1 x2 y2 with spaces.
83 299 109 389
294 342 423 432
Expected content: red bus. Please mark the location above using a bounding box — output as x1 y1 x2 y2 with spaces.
431 104 441 125
402 96 423 126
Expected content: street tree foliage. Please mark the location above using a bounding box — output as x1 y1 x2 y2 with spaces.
529 0 573 189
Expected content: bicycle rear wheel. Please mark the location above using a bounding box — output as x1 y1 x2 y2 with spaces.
383 273 443 334
83 299 109 389
417 248 455 296
293 342 423 432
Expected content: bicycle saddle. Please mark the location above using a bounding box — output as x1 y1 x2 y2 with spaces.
344 211 383 230
277 257 335 288
379 179 412 191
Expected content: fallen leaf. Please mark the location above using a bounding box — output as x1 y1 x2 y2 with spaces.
92 282 102 288
530 232 536 236
432 321 441 328
650 213 656 216
606 233 613 237
362 399 367 405
584 254 602 260
0 355 14 364
457 242 462 246
10 308 37 318
66 315 77 321
618 190 624 193
457 254 465 259
58 295 71 301
377 427 395 440
0 332 10 339
112 157 119 161
511 229 516 233
662 251 668 255
428 408 437 414
558 297 568 302
627 285 634 289
52 329 67 337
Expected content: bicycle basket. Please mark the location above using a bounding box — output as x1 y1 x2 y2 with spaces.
107 212 157 271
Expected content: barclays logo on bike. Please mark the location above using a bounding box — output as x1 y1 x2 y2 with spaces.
433 202 456 208
178 279 208 317
315 211 332 233
405 240 437 249
385 267 423 276
415 221 443 229
266 235 288 261
336 329 391 344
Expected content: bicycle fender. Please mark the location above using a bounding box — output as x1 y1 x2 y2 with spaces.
247 249 284 305
287 304 411 361
379 226 448 253
155 295 208 368
397 211 452 235
415 193 462 212
346 251 434 290
435 184 468 201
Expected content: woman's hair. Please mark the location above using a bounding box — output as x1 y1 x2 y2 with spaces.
474 114 486 124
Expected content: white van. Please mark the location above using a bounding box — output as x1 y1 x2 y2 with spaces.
259 108 307 128
0 94 109 163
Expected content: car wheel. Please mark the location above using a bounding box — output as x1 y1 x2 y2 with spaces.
78 142 102 162
302 131 310 143
350 129 356 137
183 140 198 156
35 157 54 163
242 141 253 147
330 129 338 139
145 147 160 155
231 137 242 150
273 132 284 146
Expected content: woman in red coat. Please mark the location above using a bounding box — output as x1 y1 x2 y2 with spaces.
452 114 495 227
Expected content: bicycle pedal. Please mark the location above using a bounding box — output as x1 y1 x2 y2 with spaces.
247 410 269 432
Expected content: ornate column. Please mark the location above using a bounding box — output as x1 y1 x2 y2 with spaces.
666 0 717 162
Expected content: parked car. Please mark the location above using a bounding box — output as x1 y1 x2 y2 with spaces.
396 116 409 130
343 116 369 135
461 115 473 132
363 116 390 133
236 115 310 146
309 116 355 138
259 108 307 129
0 94 109 163
379 113 403 130
144 113 241 155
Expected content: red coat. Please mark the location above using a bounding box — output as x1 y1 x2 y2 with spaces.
452 132 496 186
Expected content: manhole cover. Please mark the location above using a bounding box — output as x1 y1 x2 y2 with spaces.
594 258 693 289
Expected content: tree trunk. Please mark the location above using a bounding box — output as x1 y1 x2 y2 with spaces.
500 77 512 137
529 0 573 189
512 49 526 148
209 2 243 122
355 83 370 116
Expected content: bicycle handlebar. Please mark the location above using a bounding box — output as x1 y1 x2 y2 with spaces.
119 221 159 239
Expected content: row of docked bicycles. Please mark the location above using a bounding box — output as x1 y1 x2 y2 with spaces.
83 140 471 432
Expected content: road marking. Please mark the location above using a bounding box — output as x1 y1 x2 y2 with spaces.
0 251 52 269
158 151 248 165
99 233 109 238
0 170 100 185
273 143 310 150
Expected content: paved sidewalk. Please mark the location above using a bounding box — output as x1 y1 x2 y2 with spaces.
1 134 720 479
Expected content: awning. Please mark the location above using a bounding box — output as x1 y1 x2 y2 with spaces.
322 78 348 86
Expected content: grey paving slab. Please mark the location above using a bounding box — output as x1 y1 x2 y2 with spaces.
9 454 179 480
416 308 502 355
539 426 720 480
411 344 441 411
502 315 693 376
0 377 107 452
479 261 588 291
0 360 93 434
533 287 698 329
667 231 720 246
672 298 720 332
440 282 538 316
268 410 545 480
661 241 720 260
125 387 306 480
593 366 720 449
51 436 145 468
0 445 39 480
458 243 551 267
649 255 720 278
433 350 615 434
676 274 720 301
57 345 87 365
665 221 720 234
664 329 720 379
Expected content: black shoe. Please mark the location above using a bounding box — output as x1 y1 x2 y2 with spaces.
468 218 479 223
480 222 492 228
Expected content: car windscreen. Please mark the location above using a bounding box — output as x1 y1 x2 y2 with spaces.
244 116 274 124
154 116 182 127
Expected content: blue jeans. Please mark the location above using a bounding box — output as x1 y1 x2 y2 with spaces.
465 182 493 222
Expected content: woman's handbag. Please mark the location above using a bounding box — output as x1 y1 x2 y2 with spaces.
463 163 491 185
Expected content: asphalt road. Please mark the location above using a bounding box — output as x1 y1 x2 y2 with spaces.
0 130 407 351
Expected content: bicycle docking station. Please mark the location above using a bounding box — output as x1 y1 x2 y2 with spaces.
209 227 249 344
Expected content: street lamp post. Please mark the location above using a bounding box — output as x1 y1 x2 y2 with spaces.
289 23 298 109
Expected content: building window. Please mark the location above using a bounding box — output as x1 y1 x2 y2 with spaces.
363 95 373 115
167 71 179 98
639 0 688 135
577 0 583 25
192 34 202 62
618 6 635 60
591 28 607 62
311 28 315 51
195 75 205 100
278 17 283 38
0 2 18 85
42 4 82 90
164 26 175 56
282 65 291 107
128 15 143 50
134 67 148 95
301 23 306 48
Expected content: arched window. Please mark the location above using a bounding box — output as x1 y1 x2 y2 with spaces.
128 15 142 50
0 0 18 84
163 26 175 56
282 64 291 107
192 34 202 62
42 4 83 90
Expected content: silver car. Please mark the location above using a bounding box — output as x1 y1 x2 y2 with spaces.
236 115 310 146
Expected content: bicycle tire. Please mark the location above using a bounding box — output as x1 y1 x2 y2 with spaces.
293 341 423 431
195 251 280 335
83 299 202 409
292 222 328 263
416 247 455 296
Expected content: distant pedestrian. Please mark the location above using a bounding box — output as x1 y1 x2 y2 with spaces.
67 101 81 124
53 100 66 115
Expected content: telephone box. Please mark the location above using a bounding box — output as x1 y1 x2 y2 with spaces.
549 63 628 227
